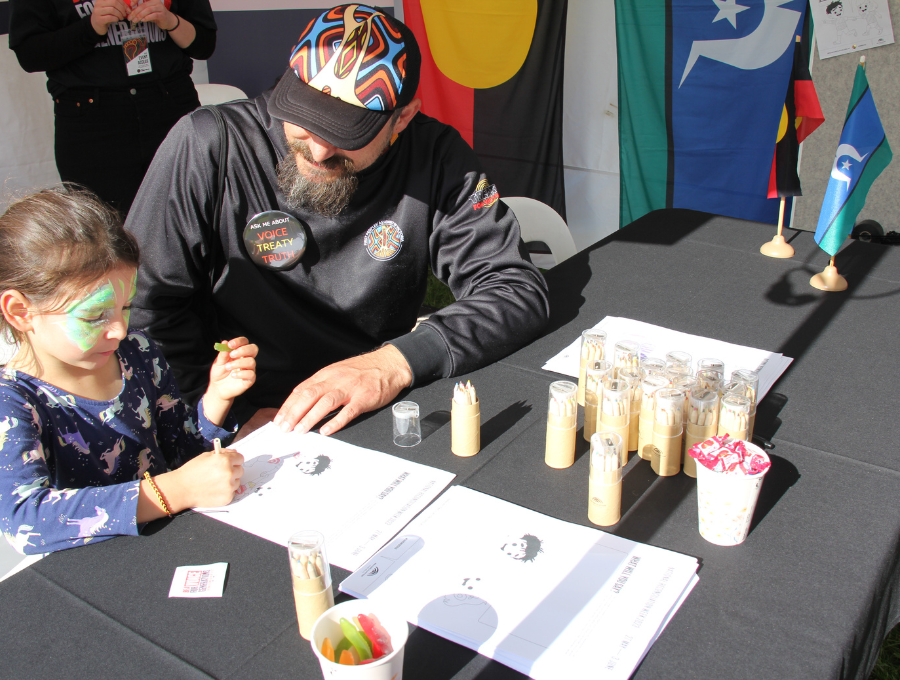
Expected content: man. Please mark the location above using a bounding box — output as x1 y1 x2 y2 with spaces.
127 4 549 435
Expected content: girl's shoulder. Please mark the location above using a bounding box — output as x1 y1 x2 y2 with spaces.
0 367 52 424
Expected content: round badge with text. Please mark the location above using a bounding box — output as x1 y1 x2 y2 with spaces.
243 210 307 271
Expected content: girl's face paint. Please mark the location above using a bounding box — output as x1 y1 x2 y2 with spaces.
61 281 118 351
26 267 137 374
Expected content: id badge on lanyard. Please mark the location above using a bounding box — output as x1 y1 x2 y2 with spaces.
121 20 153 76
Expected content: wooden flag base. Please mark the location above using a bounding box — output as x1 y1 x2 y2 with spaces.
810 265 848 292
761 198 794 259
760 234 795 258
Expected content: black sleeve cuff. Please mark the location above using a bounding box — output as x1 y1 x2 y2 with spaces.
183 24 216 60
387 324 452 387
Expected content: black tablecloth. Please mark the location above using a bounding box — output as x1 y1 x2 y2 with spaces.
4 210 900 680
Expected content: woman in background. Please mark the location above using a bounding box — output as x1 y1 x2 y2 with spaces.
8 0 216 215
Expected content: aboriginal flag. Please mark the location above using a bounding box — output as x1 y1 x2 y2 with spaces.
403 0 568 221
767 18 824 199
617 0 806 227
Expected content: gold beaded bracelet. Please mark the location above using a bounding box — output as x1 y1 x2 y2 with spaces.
143 472 172 517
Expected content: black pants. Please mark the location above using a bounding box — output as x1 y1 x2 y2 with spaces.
53 75 200 216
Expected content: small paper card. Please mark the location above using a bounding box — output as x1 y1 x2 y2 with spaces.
168 562 228 598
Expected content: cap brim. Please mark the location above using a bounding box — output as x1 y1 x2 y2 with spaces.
268 69 393 151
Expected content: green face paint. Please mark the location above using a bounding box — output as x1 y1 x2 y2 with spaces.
60 281 118 352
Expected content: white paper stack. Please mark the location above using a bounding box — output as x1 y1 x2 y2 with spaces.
542 316 793 400
342 487 699 680
195 424 455 571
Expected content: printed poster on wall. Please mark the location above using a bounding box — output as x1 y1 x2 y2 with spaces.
811 0 894 59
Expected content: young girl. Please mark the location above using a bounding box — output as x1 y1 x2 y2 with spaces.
0 186 258 555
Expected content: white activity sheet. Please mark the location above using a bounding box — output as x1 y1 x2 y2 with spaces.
195 423 455 571
542 316 792 401
811 0 894 60
341 487 699 680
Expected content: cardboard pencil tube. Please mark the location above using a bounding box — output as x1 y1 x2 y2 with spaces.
451 399 481 457
545 413 577 469
628 400 640 453
588 471 623 526
583 394 599 442
577 355 588 406
718 413 750 441
683 422 717 478
638 413 654 460
651 425 683 476
292 575 334 640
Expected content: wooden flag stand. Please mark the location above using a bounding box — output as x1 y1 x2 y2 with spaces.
810 256 848 291
760 197 795 258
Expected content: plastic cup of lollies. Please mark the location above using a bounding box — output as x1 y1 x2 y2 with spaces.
311 600 410 680
692 438 771 546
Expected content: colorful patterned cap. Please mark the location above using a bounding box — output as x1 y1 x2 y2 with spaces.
268 4 421 150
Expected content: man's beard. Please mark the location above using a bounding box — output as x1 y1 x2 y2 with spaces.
276 140 359 217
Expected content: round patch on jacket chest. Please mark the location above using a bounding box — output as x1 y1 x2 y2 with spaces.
243 210 307 270
364 221 404 261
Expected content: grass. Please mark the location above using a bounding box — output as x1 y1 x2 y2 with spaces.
872 625 900 680
423 269 455 310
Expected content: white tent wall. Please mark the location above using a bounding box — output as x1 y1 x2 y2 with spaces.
1 3 59 213
561 0 620 249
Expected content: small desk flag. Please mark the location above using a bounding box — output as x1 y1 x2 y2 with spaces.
814 63 892 257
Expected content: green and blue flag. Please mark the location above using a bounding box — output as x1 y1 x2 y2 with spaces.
813 63 892 257
616 0 805 227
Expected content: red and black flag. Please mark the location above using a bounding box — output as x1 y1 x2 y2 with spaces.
403 0 568 220
767 16 824 199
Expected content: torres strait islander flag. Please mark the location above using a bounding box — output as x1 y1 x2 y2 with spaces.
402 0 568 220
616 0 805 227
813 63 892 257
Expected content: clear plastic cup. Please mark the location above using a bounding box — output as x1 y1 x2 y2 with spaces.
392 401 421 447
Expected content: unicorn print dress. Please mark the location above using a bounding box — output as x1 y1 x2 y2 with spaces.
0 331 236 555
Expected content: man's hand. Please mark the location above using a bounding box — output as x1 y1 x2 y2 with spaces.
274 345 413 436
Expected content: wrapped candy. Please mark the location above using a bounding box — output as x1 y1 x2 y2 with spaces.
688 435 771 475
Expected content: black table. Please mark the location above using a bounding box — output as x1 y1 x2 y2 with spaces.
4 210 899 680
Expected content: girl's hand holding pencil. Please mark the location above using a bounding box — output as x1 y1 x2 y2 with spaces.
137 447 244 520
